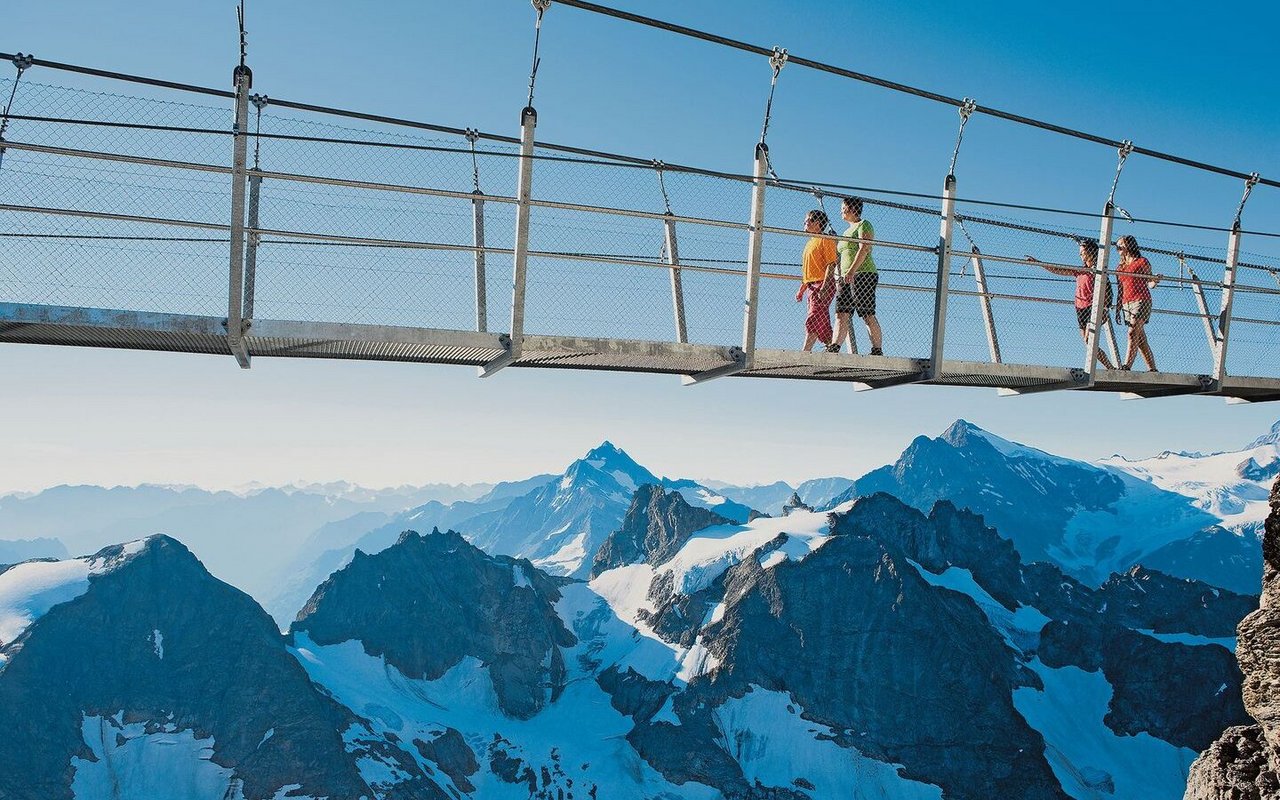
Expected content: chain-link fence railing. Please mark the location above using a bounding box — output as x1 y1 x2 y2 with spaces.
2 65 1278 392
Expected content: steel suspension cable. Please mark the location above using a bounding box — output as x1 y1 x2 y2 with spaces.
466 128 482 193
551 0 1274 191
0 54 34 171
758 47 788 182
947 98 977 177
527 0 552 108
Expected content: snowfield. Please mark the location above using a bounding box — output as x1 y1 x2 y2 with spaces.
0 539 147 649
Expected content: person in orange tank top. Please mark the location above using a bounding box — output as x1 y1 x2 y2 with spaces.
795 209 838 351
1114 234 1162 371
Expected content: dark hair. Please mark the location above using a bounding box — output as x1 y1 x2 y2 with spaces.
1077 238 1099 260
806 209 830 230
841 196 864 216
1116 234 1142 259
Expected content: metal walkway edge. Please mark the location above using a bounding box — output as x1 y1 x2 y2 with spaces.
7 303 1276 402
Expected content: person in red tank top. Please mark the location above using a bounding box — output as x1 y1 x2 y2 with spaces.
1114 235 1162 371
1025 238 1115 369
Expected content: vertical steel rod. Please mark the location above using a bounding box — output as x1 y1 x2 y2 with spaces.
1103 317 1121 370
969 247 1001 363
1084 202 1115 380
243 173 261 321
226 66 252 369
1213 224 1242 384
473 192 488 333
664 215 688 344
926 174 957 380
480 106 536 377
740 142 768 367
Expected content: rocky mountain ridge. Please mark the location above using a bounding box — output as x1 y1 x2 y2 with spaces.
1186 474 1280 799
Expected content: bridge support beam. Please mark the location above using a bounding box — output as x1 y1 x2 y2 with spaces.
969 247 1001 363
1184 265 1220 359
665 215 687 344
473 192 488 333
481 106 537 378
1211 223 1242 390
924 174 956 380
683 142 767 386
243 173 262 322
1083 202 1115 383
225 65 252 369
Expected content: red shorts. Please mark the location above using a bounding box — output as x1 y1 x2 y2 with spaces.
804 280 834 342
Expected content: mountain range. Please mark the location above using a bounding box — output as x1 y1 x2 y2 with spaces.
0 482 1253 798
3 418 1276 797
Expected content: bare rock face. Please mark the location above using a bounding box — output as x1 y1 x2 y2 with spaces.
590 484 731 577
1187 476 1280 799
293 529 576 720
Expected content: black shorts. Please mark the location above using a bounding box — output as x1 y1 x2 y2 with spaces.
836 272 878 317
1076 306 1091 330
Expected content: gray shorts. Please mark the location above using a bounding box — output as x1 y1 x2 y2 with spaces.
1121 300 1152 327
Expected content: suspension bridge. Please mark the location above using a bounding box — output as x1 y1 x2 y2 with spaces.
2 1 1278 401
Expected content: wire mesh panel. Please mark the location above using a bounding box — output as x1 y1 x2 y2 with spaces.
0 209 226 315
1229 253 1280 380
2 78 233 167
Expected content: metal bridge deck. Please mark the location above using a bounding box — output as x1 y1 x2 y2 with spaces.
7 302 1276 402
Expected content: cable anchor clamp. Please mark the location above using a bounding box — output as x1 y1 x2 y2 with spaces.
958 97 977 120
464 128 481 145
1233 171 1260 228
11 54 34 72
531 0 551 13
249 94 269 110
769 46 789 75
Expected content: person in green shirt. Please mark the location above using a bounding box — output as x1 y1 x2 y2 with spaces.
831 196 883 355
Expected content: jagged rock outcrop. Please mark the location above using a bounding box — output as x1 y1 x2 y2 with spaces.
1100 565 1256 637
1188 475 1280 798
591 484 732 577
781 492 812 515
698 530 1061 800
0 536 376 800
292 528 576 720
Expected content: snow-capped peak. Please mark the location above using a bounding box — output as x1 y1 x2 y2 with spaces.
1246 419 1280 449
941 419 1069 464
569 442 659 495
0 538 152 651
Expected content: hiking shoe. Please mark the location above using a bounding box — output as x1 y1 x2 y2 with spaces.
825 343 841 353
869 347 883 356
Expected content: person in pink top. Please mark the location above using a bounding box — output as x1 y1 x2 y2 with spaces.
1025 238 1115 369
1114 234 1162 371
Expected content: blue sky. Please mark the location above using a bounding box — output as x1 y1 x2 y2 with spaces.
3 0 1279 491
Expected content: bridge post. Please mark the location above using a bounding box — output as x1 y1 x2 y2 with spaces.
225 65 252 369
1213 223 1242 387
664 216 688 344
925 174 957 380
741 141 769 366
1084 202 1116 382
969 246 1001 363
681 142 764 385
480 106 537 377
473 192 487 333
